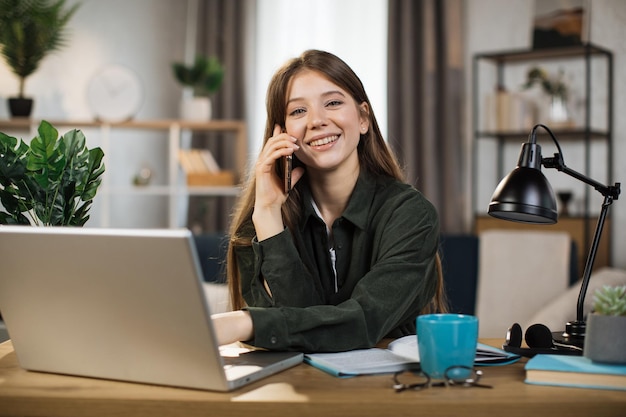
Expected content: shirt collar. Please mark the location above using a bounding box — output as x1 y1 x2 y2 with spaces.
300 169 378 231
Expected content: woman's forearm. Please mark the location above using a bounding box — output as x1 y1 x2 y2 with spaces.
211 310 254 346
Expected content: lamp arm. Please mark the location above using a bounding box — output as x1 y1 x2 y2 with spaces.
532 124 621 199
574 196 612 324
542 154 621 200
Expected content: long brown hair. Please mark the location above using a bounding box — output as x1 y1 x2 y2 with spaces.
226 49 446 314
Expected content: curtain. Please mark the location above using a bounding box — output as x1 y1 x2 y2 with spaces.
387 0 465 233
188 0 249 233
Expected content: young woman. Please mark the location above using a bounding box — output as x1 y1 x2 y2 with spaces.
212 50 446 352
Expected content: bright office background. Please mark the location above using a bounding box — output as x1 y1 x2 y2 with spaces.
0 0 625 268
249 0 388 155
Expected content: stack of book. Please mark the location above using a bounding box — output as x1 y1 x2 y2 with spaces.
178 149 234 186
525 354 626 391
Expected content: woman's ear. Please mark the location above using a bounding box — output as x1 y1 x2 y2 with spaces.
359 102 370 134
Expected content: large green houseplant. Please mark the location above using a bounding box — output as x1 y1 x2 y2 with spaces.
172 55 224 120
0 0 80 117
0 120 104 226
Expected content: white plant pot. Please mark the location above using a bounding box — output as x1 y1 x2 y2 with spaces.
583 313 626 364
180 97 212 121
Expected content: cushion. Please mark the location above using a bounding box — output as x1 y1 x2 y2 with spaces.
476 230 571 338
524 267 626 332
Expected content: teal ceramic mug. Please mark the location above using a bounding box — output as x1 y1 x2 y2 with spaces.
416 314 479 380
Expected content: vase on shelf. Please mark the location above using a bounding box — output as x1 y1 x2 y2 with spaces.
548 95 572 128
557 191 573 217
180 97 212 121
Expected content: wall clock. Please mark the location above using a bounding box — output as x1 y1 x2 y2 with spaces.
87 65 144 122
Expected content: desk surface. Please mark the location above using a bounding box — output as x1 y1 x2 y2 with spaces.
0 339 624 417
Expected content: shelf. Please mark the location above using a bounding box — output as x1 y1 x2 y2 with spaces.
107 186 241 195
474 43 612 63
475 128 610 141
177 186 242 197
0 118 246 131
472 44 613 267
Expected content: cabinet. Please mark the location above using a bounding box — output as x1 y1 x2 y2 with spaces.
471 43 613 271
0 119 246 229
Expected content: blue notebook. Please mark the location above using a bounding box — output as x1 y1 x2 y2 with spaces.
525 354 626 391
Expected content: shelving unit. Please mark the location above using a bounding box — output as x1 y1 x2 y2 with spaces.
471 43 613 272
0 119 246 229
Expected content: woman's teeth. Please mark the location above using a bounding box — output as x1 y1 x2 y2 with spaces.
309 135 338 147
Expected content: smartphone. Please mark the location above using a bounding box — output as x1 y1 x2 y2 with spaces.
284 154 293 193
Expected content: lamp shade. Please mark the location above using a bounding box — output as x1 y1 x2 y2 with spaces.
488 166 558 224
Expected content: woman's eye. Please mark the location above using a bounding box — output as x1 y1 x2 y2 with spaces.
326 100 343 107
288 108 306 117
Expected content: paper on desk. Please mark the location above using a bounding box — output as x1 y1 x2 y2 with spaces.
388 335 521 366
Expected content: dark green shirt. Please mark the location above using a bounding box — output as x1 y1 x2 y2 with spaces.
235 170 439 352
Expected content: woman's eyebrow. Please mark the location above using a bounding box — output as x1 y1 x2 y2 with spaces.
287 90 347 105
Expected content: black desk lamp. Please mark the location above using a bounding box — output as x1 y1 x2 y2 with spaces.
488 124 621 346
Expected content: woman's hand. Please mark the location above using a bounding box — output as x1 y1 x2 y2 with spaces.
252 124 302 240
211 310 254 346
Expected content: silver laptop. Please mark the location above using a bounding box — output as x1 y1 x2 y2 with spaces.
0 226 302 391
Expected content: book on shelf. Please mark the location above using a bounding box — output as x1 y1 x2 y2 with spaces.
178 149 221 173
178 149 234 186
525 354 626 391
304 335 520 378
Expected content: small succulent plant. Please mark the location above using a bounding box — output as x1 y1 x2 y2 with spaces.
592 285 626 317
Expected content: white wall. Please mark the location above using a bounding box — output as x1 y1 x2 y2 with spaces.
464 0 626 269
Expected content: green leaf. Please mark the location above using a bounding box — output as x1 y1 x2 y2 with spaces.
70 200 91 226
0 132 29 186
28 120 67 188
80 147 105 201
62 129 90 195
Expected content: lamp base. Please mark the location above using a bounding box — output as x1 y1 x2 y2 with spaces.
564 320 586 338
553 323 585 349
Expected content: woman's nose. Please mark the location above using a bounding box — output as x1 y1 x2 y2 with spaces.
307 107 327 129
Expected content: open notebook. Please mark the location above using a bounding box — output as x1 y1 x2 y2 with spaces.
0 226 302 391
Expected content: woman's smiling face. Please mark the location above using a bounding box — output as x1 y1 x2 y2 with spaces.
284 69 369 173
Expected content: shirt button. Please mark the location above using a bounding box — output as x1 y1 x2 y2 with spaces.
270 336 278 345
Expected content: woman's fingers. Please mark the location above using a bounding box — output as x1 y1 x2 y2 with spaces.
256 125 299 178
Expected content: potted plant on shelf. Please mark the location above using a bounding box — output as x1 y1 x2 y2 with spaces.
0 0 80 118
0 120 105 226
584 285 626 364
522 66 572 127
172 55 224 121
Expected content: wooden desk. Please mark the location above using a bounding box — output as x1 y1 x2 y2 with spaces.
0 340 624 417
